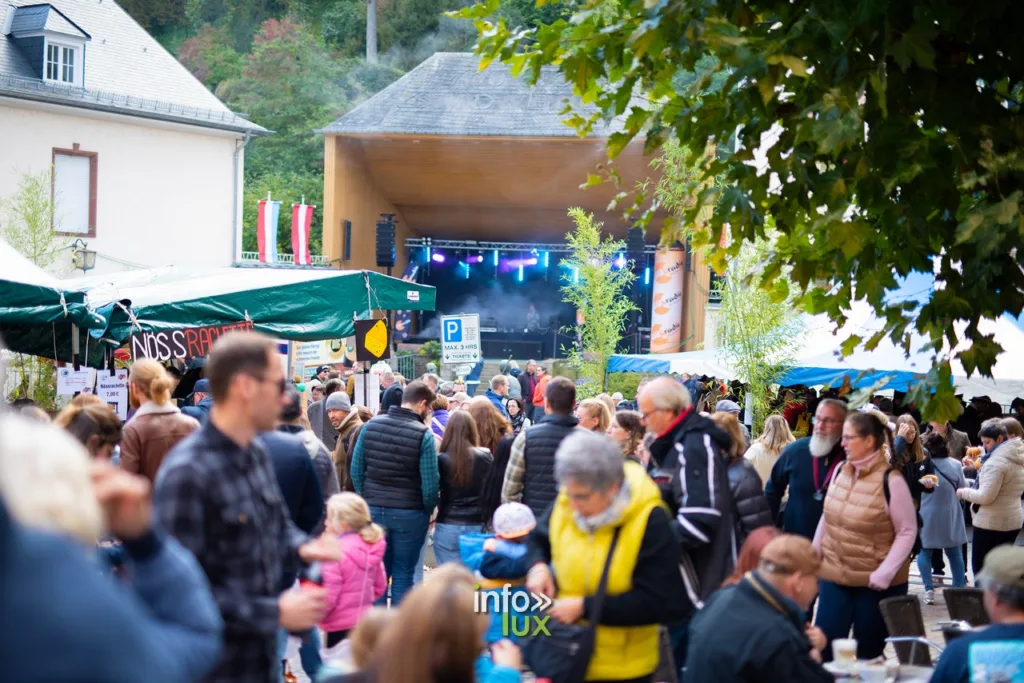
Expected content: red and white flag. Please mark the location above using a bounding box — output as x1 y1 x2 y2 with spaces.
257 200 281 264
291 203 315 266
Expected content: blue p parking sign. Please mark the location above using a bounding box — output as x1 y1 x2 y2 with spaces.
439 314 481 364
444 319 463 343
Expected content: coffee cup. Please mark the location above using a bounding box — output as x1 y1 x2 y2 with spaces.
832 638 857 668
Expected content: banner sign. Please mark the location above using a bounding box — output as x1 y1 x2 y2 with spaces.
650 247 685 353
393 263 420 342
97 369 129 420
129 321 254 362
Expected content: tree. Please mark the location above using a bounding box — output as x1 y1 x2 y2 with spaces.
715 233 804 435
1 169 67 271
0 169 66 409
176 25 244 93
219 19 349 178
458 0 1024 420
241 171 324 257
561 208 637 398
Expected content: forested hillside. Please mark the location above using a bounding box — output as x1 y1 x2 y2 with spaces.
117 0 568 254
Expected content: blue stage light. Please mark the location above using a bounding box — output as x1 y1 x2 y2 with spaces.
543 252 550 268
644 266 651 285
493 251 499 266
614 253 627 269
518 264 524 282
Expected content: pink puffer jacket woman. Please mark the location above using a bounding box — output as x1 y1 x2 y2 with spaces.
320 533 388 632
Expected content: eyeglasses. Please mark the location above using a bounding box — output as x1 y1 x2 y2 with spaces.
840 434 865 443
251 374 287 395
640 408 668 422
813 416 845 427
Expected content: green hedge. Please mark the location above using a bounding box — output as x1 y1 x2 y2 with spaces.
606 372 655 400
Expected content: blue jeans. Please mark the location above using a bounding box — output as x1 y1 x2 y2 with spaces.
369 506 430 607
433 522 483 566
917 547 966 591
276 627 322 680
815 580 908 662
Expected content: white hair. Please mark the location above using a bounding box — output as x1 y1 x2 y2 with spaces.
0 414 104 544
555 430 625 492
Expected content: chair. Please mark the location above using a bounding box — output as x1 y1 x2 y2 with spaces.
943 588 991 626
879 595 932 667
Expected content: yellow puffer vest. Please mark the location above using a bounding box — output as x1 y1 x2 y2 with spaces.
820 454 910 587
549 461 665 681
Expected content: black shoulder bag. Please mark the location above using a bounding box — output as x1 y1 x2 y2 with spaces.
520 527 622 683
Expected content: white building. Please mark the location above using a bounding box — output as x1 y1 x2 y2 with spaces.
0 0 267 277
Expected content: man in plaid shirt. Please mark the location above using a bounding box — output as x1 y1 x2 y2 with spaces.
155 333 340 683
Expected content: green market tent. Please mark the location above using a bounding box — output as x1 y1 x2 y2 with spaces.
0 262 435 366
0 239 104 329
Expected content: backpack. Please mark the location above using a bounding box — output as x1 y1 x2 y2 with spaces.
882 468 923 559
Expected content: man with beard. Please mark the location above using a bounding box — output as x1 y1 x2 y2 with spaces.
765 398 848 540
326 391 363 492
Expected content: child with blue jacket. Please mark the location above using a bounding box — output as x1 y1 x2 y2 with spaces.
460 502 537 644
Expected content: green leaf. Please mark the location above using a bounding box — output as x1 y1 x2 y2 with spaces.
767 54 808 77
580 174 604 189
840 334 863 357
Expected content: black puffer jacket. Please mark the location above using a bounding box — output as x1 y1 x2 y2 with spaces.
727 458 773 546
437 447 493 525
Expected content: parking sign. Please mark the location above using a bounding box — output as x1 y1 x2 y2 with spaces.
439 314 481 364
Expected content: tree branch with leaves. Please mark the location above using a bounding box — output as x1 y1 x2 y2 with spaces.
455 0 1024 420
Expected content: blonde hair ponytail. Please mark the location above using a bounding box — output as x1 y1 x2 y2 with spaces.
326 492 384 544
128 359 173 405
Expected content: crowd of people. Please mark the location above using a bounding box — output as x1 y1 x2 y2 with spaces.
2 335 1024 683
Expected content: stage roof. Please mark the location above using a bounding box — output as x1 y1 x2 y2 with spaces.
321 52 625 138
320 53 663 241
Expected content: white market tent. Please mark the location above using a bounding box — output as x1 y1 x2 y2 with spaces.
608 302 1024 406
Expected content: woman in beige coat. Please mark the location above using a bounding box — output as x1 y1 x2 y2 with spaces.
957 418 1024 576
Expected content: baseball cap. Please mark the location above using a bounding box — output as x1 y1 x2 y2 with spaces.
193 379 210 393
976 545 1024 589
716 399 741 414
759 534 823 577
492 502 537 540
326 391 352 412
317 365 331 374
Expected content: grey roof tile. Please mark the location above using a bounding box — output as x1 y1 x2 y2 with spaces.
8 3 47 33
320 52 624 138
0 0 265 134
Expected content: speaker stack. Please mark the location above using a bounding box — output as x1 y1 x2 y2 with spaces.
626 226 646 353
376 213 397 269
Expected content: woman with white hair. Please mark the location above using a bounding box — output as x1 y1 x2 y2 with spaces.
0 412 223 682
525 430 688 682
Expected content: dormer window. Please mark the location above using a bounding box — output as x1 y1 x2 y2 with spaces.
45 42 77 84
5 4 90 88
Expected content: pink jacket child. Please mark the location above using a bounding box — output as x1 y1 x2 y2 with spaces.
321 531 388 633
320 492 389 640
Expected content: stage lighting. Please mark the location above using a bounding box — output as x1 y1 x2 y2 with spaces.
644 266 651 285
573 266 580 284
467 254 484 264
614 253 627 269
492 251 499 266
431 253 446 264
518 264 524 282
425 247 431 263
543 252 550 268
461 262 471 279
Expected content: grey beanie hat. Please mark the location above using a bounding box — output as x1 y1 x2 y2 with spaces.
326 391 352 412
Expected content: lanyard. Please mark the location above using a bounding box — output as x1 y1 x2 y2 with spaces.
813 453 842 494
